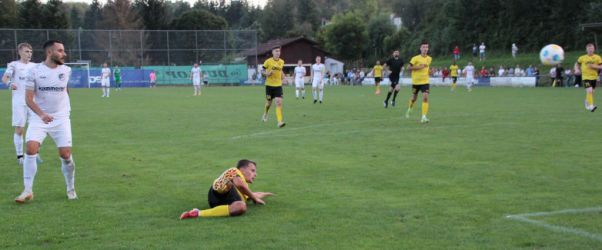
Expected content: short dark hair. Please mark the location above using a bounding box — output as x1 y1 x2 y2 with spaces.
586 42 596 48
420 40 429 46
43 40 63 51
272 46 281 51
237 159 256 169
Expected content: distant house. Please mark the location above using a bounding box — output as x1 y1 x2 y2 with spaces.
242 36 331 67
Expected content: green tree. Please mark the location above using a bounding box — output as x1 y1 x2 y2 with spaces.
260 0 295 41
171 9 228 30
366 14 395 59
42 0 69 29
135 0 171 30
18 0 43 28
0 0 18 28
322 11 368 60
69 7 83 29
83 0 102 29
296 0 319 30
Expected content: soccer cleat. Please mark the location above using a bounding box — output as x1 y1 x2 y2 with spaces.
313 99 317 104
262 113 268 122
15 190 33 203
278 122 286 128
592 106 598 112
302 96 305 99
405 108 412 118
180 208 200 220
383 101 388 108
421 116 430 123
319 101 322 104
67 190 78 200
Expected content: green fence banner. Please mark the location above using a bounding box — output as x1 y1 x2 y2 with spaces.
143 64 248 85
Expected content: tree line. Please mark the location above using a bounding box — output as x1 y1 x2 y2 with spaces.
0 0 600 64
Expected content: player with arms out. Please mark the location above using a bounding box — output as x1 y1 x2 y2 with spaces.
191 63 202 96
100 63 111 97
383 50 404 108
405 41 433 123
294 59 306 99
449 61 459 92
576 43 602 112
261 47 286 128
180 159 273 219
2 43 42 165
15 40 77 203
373 60 383 95
311 56 326 104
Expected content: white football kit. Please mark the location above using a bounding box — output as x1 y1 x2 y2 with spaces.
294 66 306 88
311 64 325 88
4 61 36 127
191 67 202 86
101 67 111 87
25 63 73 148
464 66 475 83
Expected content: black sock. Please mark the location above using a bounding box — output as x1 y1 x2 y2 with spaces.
385 92 392 102
392 90 399 101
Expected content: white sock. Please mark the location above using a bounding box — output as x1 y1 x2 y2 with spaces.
319 88 324 101
302 89 305 97
313 89 317 100
106 88 110 97
23 154 38 192
14 133 23 156
61 156 75 192
295 89 299 98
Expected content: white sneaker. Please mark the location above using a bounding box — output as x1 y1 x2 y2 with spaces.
421 116 430 123
15 190 33 203
67 190 78 200
262 113 268 122
405 108 412 119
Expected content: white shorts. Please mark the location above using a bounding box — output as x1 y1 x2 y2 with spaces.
12 103 28 127
312 78 324 88
193 78 201 86
295 78 304 88
466 77 475 84
26 118 72 148
101 78 110 87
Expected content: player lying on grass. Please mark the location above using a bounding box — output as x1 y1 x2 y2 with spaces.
180 159 273 219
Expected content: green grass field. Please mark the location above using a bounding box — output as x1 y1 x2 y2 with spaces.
1 85 601 249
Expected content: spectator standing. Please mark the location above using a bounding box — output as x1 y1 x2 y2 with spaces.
479 42 486 61
512 43 518 58
453 46 460 61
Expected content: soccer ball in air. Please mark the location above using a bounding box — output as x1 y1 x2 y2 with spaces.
539 44 564 66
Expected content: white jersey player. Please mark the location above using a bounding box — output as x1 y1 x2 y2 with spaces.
2 43 41 165
311 56 326 104
463 62 475 92
191 63 202 96
101 63 111 97
293 60 306 99
15 40 77 203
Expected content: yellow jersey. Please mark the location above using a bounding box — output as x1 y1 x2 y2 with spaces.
212 167 248 201
450 65 459 77
409 55 432 85
373 65 383 77
263 57 285 87
577 54 602 81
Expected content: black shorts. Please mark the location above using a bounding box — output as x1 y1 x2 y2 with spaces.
452 77 458 82
584 80 597 89
389 74 400 86
265 86 283 100
208 187 242 208
412 84 430 94
375 77 382 83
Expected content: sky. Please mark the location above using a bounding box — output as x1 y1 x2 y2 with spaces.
58 0 268 7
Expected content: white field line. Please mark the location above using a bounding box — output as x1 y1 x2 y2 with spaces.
505 207 602 243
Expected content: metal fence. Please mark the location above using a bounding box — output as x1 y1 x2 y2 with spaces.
0 29 258 68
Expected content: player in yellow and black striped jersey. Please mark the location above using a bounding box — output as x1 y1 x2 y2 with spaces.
405 41 433 123
450 61 459 92
373 61 383 95
179 159 273 219
261 47 286 128
575 43 602 112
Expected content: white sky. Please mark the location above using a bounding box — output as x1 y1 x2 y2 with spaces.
57 0 268 7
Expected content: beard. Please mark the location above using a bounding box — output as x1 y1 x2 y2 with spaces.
52 56 64 65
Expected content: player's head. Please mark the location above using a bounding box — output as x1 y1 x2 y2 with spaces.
452 60 456 65
586 43 595 55
393 50 399 57
315 56 321 64
103 63 108 67
272 46 281 59
376 60 380 65
236 159 257 183
43 40 66 65
420 41 429 55
194 63 198 67
17 43 32 62
297 59 302 65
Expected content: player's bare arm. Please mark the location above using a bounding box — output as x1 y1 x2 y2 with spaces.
26 89 53 124
233 176 265 204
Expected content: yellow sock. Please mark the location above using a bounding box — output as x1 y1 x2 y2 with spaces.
408 99 415 109
376 86 381 92
200 205 230 217
276 106 283 122
451 83 456 90
422 102 429 116
587 92 594 106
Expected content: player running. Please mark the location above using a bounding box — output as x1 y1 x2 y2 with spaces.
179 159 273 219
294 60 306 99
405 41 433 123
101 63 111 97
15 40 77 203
576 43 602 112
373 60 383 95
463 62 475 92
383 50 404 108
261 47 286 128
311 56 326 104
449 61 459 92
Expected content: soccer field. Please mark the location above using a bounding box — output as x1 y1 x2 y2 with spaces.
1 85 601 249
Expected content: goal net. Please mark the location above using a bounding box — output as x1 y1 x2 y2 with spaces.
65 61 91 88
